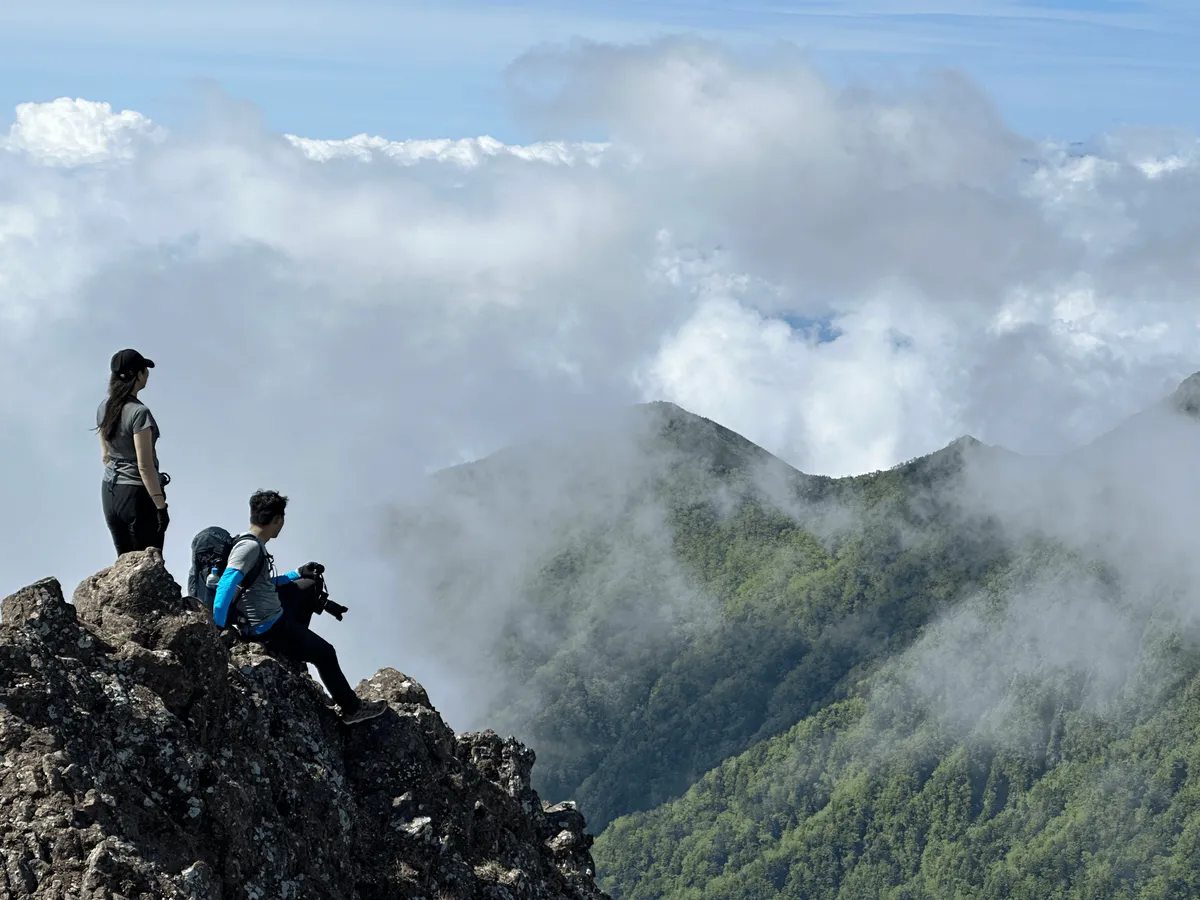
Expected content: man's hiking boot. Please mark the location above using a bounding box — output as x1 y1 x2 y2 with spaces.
341 698 387 725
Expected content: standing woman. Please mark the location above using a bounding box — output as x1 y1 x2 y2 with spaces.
96 348 170 557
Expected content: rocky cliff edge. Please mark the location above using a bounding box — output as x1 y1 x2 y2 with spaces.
0 550 610 900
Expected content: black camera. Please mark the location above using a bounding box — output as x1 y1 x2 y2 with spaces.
314 577 347 621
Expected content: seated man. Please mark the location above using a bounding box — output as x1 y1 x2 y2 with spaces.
211 489 386 725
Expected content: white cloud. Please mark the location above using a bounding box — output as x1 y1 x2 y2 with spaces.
636 291 956 476
3 38 1200 725
2 97 165 166
284 132 610 168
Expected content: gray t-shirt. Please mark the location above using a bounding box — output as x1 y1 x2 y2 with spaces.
226 535 283 633
97 398 160 486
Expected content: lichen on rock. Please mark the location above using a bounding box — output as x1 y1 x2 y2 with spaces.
0 550 610 900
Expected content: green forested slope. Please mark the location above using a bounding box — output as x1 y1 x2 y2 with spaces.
400 379 1200 899
493 506 1001 828
592 537 1200 899
468 412 1013 830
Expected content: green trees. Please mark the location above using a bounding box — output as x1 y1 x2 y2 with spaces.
589 550 1200 900
412 399 1200 898
478 415 1008 832
593 665 1200 899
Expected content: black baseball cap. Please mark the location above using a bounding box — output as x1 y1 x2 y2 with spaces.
110 348 155 377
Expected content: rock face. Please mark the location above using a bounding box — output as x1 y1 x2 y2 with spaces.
0 551 610 900
1170 371 1200 417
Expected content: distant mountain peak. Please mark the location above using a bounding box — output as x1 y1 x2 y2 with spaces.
638 399 690 414
1169 371 1200 416
948 434 983 449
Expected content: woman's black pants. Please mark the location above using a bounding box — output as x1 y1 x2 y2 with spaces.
101 480 165 556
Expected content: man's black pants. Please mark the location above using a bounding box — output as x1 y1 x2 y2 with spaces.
101 481 165 557
257 579 359 712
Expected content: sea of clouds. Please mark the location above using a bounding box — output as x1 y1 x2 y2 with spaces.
2 36 1198 726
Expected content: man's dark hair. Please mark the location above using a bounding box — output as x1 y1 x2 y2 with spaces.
249 490 289 526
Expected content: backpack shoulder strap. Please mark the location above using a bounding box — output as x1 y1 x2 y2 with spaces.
230 534 269 586
225 534 272 626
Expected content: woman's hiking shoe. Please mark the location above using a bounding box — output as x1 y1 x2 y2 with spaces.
341 698 387 724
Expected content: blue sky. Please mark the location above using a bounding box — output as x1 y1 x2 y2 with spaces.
1 0 1199 144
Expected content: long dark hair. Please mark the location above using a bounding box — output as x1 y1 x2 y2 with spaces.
96 372 141 441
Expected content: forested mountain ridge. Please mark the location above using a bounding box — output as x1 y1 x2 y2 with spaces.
393 374 1200 898
588 377 1200 899
395 402 1019 830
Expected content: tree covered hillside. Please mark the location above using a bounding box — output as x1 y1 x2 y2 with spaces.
485 442 1018 832
582 374 1200 898
393 374 1200 898
593 545 1200 899
392 402 1016 831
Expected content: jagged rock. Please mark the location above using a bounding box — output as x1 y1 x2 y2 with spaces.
1171 371 1200 417
72 551 188 647
1 577 76 630
0 577 115 666
359 668 434 710
0 551 609 900
457 731 537 807
543 802 592 855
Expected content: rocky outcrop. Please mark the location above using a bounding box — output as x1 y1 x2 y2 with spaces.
0 551 609 900
1169 371 1200 417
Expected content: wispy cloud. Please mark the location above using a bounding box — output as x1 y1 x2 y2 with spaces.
2 1 1198 141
